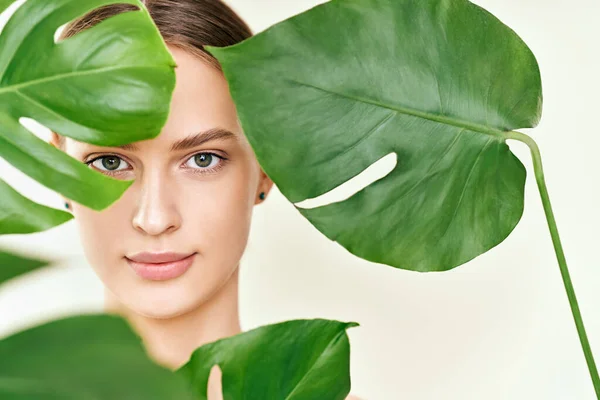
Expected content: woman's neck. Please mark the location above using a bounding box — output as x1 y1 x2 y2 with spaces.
103 266 242 371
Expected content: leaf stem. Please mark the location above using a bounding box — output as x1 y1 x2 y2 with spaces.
504 130 600 398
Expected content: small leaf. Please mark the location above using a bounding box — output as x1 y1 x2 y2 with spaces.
0 177 72 234
206 0 542 272
177 319 359 400
0 248 48 284
0 314 194 399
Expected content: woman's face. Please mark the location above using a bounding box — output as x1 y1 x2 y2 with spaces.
56 45 272 319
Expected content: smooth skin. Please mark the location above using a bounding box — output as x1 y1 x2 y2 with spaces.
51 45 360 400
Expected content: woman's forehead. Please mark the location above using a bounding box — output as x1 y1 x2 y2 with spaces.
167 46 241 134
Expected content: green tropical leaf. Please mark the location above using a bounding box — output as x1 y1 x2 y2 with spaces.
0 314 194 399
206 0 542 272
0 248 48 284
0 0 176 233
177 319 358 400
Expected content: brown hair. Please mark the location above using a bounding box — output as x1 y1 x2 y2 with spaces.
52 0 252 150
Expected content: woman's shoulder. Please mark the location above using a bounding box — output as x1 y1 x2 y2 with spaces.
346 395 363 400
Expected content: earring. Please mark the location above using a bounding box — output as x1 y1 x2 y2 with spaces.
64 202 70 210
259 192 265 200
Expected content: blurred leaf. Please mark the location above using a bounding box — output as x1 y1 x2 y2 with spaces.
177 319 358 400
0 314 194 399
206 0 542 272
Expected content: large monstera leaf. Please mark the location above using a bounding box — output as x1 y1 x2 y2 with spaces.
206 0 542 272
0 315 195 399
177 319 358 400
0 0 176 234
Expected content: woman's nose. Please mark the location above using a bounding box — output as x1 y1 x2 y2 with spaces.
131 171 182 236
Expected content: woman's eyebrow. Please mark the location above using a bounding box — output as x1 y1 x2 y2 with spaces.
115 128 239 152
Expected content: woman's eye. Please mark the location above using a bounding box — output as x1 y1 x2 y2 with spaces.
87 155 130 174
183 152 226 174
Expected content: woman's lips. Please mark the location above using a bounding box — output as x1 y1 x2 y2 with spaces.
126 253 196 281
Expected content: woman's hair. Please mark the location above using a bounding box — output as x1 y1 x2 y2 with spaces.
53 0 253 150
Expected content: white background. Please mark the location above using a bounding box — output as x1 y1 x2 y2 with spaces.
1 0 599 399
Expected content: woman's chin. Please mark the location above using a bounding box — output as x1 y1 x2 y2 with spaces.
130 300 197 320
111 286 202 320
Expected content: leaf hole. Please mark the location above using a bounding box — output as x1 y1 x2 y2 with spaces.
19 117 52 141
295 152 397 209
207 364 223 400
54 22 69 44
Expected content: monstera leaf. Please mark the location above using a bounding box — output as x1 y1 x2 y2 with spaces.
177 319 358 400
207 0 600 395
206 0 542 272
0 0 176 234
0 314 195 399
0 315 357 400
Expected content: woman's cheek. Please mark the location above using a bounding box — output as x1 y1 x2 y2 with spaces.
74 208 125 277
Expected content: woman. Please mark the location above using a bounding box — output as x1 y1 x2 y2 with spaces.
49 1 361 399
